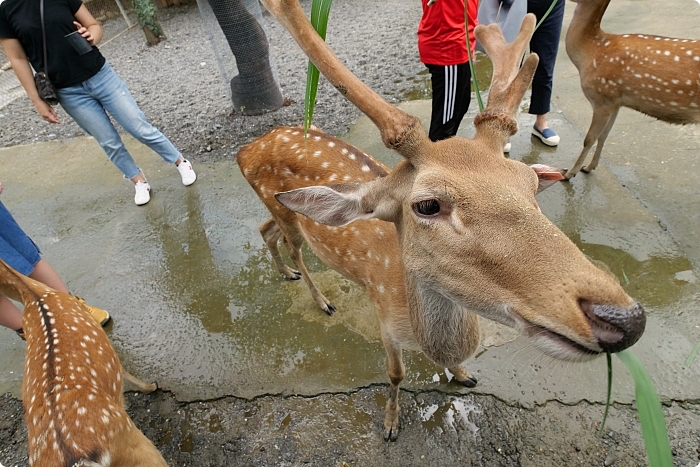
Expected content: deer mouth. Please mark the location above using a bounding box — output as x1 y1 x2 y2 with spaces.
513 314 601 359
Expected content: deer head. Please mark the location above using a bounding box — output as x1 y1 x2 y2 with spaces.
259 0 645 362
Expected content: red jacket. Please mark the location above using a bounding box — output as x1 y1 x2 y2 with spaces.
418 0 478 66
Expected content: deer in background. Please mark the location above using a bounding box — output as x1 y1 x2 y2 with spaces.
0 260 168 466
564 0 700 179
240 0 646 441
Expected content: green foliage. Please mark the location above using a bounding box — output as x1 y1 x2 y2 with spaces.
616 350 674 467
304 0 334 136
599 352 613 436
686 341 700 367
134 0 164 37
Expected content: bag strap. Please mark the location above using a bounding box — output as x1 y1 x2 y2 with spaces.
39 0 48 76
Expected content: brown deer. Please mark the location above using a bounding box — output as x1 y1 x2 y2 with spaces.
564 0 700 178
0 260 168 466
239 0 646 441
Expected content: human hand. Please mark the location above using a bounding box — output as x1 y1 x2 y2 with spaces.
73 21 94 45
34 100 60 124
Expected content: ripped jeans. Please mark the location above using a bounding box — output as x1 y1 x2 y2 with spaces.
57 61 180 179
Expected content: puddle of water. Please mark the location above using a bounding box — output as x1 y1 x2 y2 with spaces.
179 414 194 453
417 396 481 435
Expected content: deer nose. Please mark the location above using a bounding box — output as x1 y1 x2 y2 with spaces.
580 300 646 353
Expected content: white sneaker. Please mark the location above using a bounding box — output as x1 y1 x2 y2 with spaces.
503 141 511 153
176 159 197 186
134 181 151 205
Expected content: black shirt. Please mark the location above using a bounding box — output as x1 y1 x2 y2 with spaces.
0 0 106 88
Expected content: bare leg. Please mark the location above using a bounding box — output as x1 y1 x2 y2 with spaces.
28 259 69 293
0 297 22 331
534 114 549 131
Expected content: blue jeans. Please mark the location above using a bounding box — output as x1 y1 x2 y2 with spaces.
57 62 181 179
0 201 41 276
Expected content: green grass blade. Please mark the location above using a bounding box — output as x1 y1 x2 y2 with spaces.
599 352 613 437
467 41 484 112
463 6 484 112
305 0 334 135
535 0 560 31
616 350 673 467
686 341 700 367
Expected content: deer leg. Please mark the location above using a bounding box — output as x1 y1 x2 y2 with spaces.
582 106 620 173
448 364 478 388
259 217 302 280
110 423 168 467
282 224 336 316
565 105 617 179
122 367 157 393
381 331 405 442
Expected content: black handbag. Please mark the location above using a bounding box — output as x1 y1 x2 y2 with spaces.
34 0 58 105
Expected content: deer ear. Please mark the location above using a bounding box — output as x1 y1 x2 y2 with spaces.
530 164 567 193
275 183 382 227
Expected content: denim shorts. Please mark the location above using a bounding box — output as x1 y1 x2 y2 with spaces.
0 201 41 276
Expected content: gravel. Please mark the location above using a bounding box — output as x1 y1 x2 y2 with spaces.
0 0 425 163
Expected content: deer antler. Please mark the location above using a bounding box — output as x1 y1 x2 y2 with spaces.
473 14 539 143
259 0 427 159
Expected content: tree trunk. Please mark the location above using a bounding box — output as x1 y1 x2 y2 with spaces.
134 0 166 46
208 0 284 115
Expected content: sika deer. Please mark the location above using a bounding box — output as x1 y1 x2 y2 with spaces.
240 0 646 440
564 0 700 178
0 260 167 466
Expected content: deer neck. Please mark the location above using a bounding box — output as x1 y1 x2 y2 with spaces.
405 275 481 368
566 0 610 66
0 263 41 304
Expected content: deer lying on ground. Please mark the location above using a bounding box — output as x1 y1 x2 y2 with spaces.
564 0 700 179
0 260 168 466
239 0 646 441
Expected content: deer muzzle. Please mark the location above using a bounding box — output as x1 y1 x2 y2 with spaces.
580 299 646 353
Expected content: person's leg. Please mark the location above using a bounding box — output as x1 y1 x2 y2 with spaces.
443 62 472 138
0 297 23 331
28 259 68 293
87 63 183 165
527 0 565 128
57 80 143 182
428 64 456 142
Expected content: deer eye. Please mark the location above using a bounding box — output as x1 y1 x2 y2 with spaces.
413 199 440 216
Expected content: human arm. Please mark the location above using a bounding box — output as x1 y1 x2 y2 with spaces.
73 4 103 46
0 38 60 123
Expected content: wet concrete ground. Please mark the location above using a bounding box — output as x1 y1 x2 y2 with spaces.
0 0 699 465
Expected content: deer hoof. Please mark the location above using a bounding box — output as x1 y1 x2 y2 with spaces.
288 272 302 281
456 375 478 388
323 303 336 316
580 166 592 174
383 423 400 442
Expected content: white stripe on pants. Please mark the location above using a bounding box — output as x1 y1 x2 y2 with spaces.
443 64 458 124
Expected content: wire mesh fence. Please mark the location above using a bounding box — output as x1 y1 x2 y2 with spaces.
197 0 284 115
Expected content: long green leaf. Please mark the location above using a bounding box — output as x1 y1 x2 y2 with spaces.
599 352 613 437
616 350 673 467
305 0 334 135
686 341 700 367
